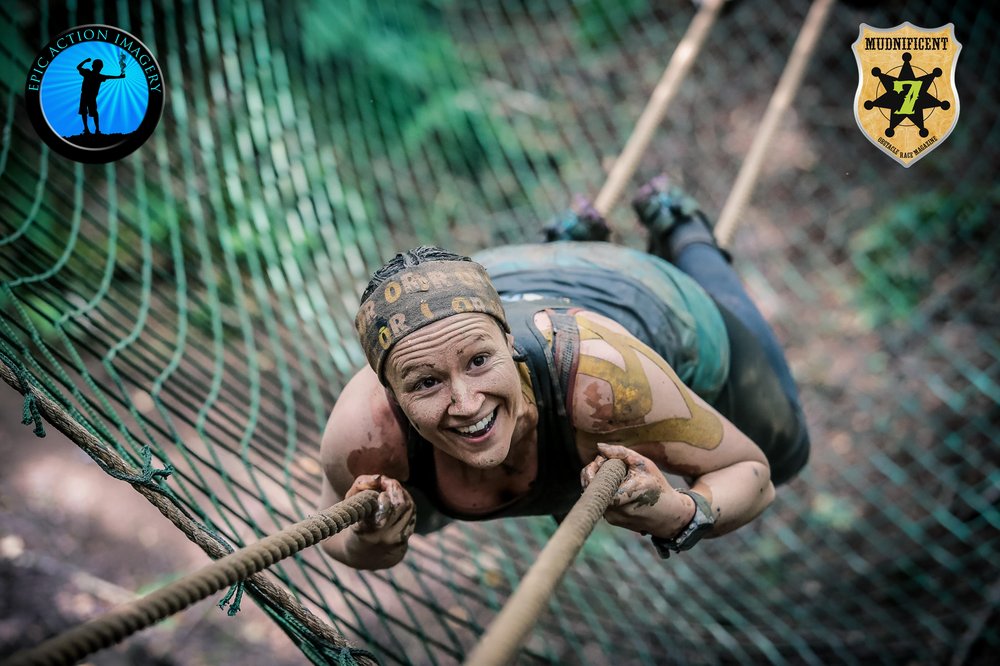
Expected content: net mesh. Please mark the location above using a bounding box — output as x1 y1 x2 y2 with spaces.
1 0 998 663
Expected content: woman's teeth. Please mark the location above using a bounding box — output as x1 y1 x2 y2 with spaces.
456 410 496 435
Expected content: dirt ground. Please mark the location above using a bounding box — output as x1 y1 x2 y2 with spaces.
0 380 307 665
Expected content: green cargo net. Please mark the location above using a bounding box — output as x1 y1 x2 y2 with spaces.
1 0 998 664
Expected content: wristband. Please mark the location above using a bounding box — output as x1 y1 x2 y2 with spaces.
650 489 715 559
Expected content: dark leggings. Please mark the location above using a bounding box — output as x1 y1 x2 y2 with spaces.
673 243 810 485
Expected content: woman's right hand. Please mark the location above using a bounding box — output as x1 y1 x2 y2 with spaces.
346 474 417 547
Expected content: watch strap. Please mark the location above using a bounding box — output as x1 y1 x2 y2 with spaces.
650 489 715 559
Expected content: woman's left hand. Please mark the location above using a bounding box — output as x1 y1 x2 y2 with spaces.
581 443 694 538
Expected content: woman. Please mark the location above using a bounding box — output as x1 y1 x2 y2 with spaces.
319 177 808 570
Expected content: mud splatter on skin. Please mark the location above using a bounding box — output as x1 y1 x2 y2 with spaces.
606 454 662 507
382 315 527 470
582 381 614 423
347 402 407 479
659 461 702 478
336 392 410 483
628 443 703 479
347 441 404 478
629 488 661 508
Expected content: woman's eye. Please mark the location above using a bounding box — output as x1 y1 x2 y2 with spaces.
413 377 438 391
470 354 488 368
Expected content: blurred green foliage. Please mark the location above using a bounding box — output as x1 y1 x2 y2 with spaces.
849 188 999 326
572 0 653 49
299 0 561 194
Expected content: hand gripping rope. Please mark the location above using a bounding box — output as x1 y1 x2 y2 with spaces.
0 358 379 666
1 488 379 666
2 353 625 666
1 487 380 666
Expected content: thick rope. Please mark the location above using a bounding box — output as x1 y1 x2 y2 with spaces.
2 491 378 666
592 0 723 219
462 458 628 666
713 0 836 247
0 359 378 666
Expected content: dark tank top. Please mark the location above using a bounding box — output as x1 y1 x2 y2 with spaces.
475 242 730 402
397 300 586 522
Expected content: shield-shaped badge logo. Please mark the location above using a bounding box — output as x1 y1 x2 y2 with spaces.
853 23 961 167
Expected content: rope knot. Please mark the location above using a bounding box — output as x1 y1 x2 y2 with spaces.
20 391 46 437
218 582 245 616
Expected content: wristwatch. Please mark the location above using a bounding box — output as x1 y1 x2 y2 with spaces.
650 489 716 559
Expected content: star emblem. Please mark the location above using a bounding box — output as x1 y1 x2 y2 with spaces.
863 52 950 138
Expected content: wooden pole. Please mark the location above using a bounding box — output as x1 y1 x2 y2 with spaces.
592 0 724 219
714 0 836 248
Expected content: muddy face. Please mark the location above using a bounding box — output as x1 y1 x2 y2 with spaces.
384 314 523 469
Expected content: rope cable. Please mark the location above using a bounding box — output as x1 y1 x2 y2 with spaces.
3 490 378 666
462 458 628 666
0 356 375 666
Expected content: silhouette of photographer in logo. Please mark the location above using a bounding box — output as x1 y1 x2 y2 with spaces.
25 24 164 164
76 56 126 138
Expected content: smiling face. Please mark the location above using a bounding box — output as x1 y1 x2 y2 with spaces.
384 313 524 469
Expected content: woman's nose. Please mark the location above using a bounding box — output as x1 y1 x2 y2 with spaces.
448 379 482 416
